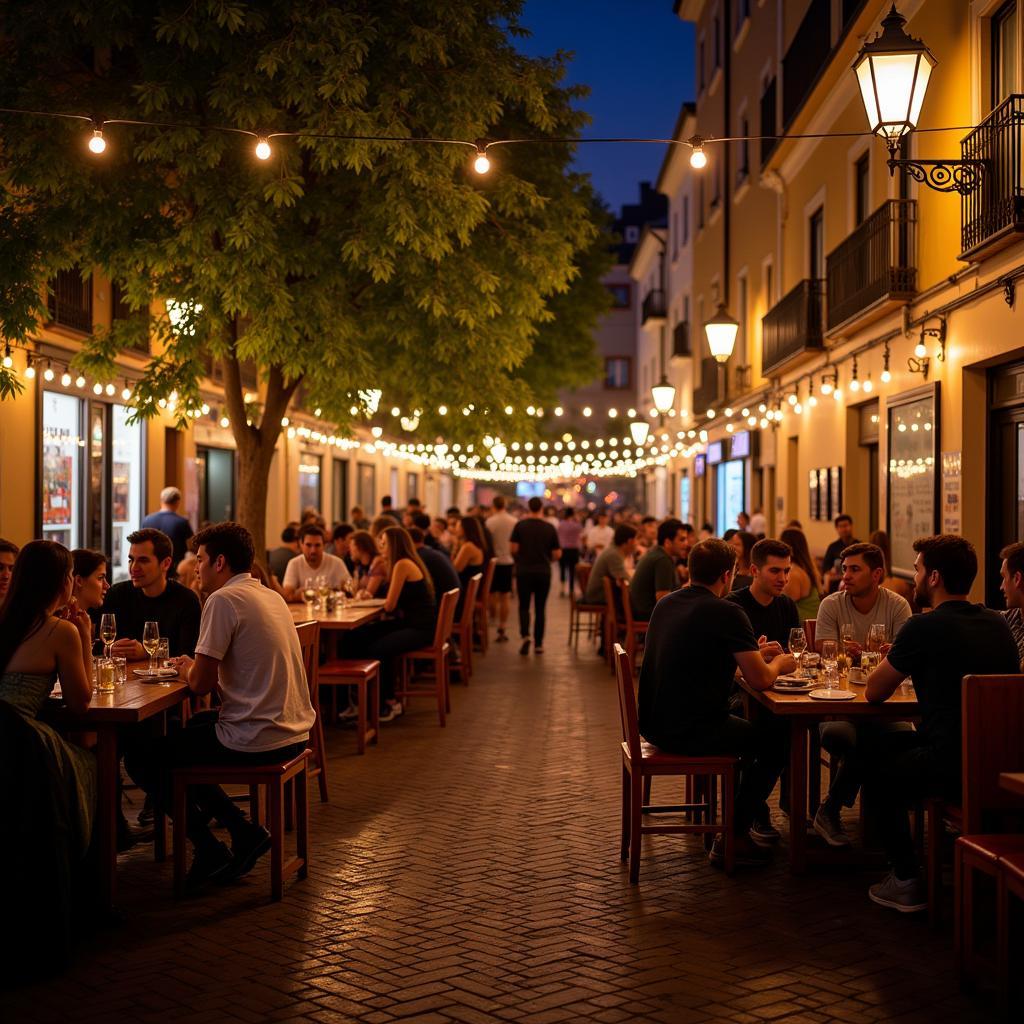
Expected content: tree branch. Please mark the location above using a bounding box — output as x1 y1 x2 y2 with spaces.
262 362 302 447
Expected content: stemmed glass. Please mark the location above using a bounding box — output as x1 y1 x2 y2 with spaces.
864 623 888 674
100 613 117 659
142 621 160 676
820 639 843 695
788 627 807 677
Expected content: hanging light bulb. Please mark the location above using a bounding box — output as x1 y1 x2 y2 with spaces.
61 370 72 387
122 385 132 400
75 374 86 388
914 332 928 358
820 374 834 396
2 345 12 369
105 382 116 396
88 126 106 154
219 415 230 428
706 408 716 419
473 147 491 174
490 441 507 463
43 361 55 382
849 357 861 392
689 135 708 169
24 355 36 379
651 375 677 416
629 420 650 445
255 137 272 160
862 375 874 393
787 392 798 406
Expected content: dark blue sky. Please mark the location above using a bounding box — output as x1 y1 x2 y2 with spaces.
516 1 696 214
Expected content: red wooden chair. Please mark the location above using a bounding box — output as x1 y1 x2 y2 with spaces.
952 674 1024 970
295 621 328 800
996 851 1024 1016
317 656 381 755
569 562 604 647
453 573 482 683
396 589 460 726
474 558 496 655
615 644 738 882
602 574 620 672
616 577 649 671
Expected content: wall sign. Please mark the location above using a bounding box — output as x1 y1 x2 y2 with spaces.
941 450 961 535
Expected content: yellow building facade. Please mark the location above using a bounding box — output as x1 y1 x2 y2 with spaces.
672 0 1023 602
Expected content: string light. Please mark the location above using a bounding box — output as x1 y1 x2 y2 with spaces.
75 374 86 388
473 147 491 174
881 342 892 383
43 361 55 382
849 357 860 392
24 355 36 379
255 137 272 160
2 345 12 369
87 126 106 154
61 370 72 387
689 135 708 169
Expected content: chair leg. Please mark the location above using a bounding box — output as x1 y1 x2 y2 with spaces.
927 802 941 928
642 776 652 806
173 778 188 898
315 716 329 801
154 808 166 862
370 671 380 745
356 678 368 755
249 784 261 827
284 778 294 833
269 782 285 901
296 765 309 882
629 773 644 884
722 769 736 877
620 765 631 861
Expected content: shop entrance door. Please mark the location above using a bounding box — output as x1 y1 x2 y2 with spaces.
196 446 236 524
988 361 1024 606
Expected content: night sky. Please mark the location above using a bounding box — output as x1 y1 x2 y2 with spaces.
516 0 696 215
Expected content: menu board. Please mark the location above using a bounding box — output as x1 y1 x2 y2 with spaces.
887 387 938 575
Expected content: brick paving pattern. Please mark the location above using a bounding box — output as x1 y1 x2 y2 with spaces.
2 590 993 1022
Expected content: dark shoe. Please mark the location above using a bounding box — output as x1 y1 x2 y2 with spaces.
868 871 927 913
534 645 544 653
496 629 509 643
186 841 234 893
749 814 782 846
226 826 272 881
709 833 773 868
519 639 530 656
137 794 155 827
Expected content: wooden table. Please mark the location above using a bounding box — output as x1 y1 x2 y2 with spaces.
49 667 190 911
289 602 385 631
999 772 1024 799
738 679 920 874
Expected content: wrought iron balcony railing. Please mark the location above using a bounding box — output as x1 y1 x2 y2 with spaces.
961 94 1024 258
761 279 825 376
826 200 917 331
671 320 691 360
641 289 667 324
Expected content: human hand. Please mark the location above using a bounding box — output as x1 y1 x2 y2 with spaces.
775 653 797 676
758 638 785 662
169 655 193 678
66 601 93 640
110 637 146 660
879 642 892 657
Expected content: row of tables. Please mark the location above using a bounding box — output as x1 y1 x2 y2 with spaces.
52 601 387 912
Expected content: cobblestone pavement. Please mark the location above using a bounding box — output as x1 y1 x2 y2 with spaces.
2 589 994 1023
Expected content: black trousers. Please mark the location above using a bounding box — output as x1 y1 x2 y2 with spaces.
516 571 552 645
819 720 914 809
345 619 434 707
125 711 306 853
860 729 958 879
651 714 789 836
558 548 580 592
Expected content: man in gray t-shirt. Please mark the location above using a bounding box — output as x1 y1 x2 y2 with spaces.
813 542 912 849
584 525 637 605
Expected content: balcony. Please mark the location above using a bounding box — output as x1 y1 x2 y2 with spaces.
761 279 825 376
826 200 917 334
47 269 93 333
112 282 150 354
961 94 1024 260
691 356 720 415
670 320 691 362
641 289 667 324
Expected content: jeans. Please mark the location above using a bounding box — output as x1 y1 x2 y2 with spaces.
346 620 435 707
516 571 552 645
559 549 580 593
125 711 306 854
860 729 958 879
819 720 914 809
650 714 789 836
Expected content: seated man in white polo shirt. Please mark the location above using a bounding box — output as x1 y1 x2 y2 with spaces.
127 521 316 893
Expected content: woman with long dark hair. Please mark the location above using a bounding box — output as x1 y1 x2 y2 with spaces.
729 531 757 591
781 527 823 621
0 540 96 855
452 515 485 620
347 526 436 722
71 548 109 613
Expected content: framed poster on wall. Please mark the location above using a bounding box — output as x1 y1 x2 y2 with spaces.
887 383 939 576
829 466 843 520
818 468 831 519
808 469 820 521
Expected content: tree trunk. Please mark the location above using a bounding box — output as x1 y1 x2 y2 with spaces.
221 320 300 563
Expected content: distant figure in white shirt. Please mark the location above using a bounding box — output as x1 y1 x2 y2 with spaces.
485 495 517 641
281 523 351 602
126 521 315 894
582 511 614 561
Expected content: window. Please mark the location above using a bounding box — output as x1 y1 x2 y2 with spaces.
760 76 778 167
682 195 690 244
993 1 1019 108
854 152 870 225
390 467 399 504
602 360 626 391
357 462 376 510
196 447 236 524
333 458 349 523
298 453 322 515
624 225 640 243
809 206 824 280
737 116 750 185
41 391 85 549
607 283 631 308
47 269 93 333
110 405 143 582
407 472 418 500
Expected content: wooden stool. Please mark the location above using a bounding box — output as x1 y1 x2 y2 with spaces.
172 749 311 901
396 589 460 726
997 850 1024 1016
318 658 381 754
295 620 328 800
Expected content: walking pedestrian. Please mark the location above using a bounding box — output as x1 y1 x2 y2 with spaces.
510 497 561 655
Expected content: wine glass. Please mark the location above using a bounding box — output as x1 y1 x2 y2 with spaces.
820 639 842 694
100 613 117 658
142 621 160 676
788 627 807 677
302 581 317 610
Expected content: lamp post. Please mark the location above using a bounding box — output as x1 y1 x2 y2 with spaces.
853 4 983 195
629 420 650 446
704 303 740 364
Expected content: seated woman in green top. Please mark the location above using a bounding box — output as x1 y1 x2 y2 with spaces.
781 527 823 622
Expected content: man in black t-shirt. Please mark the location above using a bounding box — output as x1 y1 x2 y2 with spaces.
104 528 202 658
638 539 796 866
510 497 561 655
822 514 859 594
862 535 1019 913
727 538 801 648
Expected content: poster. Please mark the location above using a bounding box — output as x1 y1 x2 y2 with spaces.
808 469 820 520
888 389 938 575
941 451 961 535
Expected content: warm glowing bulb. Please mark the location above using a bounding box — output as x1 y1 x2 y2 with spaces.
105 383 116 396
25 363 36 380
690 146 707 169
122 387 132 400
61 372 72 387
255 137 272 160
862 378 874 393
914 340 927 358
473 152 491 174
438 405 447 416
43 366 55 382
833 388 843 401
706 408 716 419
219 416 230 428
582 406 592 417
76 375 86 388
787 393 798 405
808 395 818 407
88 129 106 154
849 378 860 392
881 368 892 383
2 354 11 369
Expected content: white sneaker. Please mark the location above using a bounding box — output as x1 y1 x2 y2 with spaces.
813 805 850 847
338 703 359 721
379 701 403 723
868 871 927 913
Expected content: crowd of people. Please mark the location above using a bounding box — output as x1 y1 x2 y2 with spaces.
3 486 1024 951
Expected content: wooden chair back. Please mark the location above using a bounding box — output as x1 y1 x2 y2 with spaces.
435 588 461 648
576 562 592 598
804 618 816 651
459 574 482 631
603 574 619 636
476 558 496 606
295 620 321 710
962 674 1024 833
618 577 640 631
614 643 642 761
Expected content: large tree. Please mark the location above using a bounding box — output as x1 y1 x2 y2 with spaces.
0 0 611 553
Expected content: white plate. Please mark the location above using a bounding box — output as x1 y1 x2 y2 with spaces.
132 667 178 679
808 688 856 701
774 679 815 693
